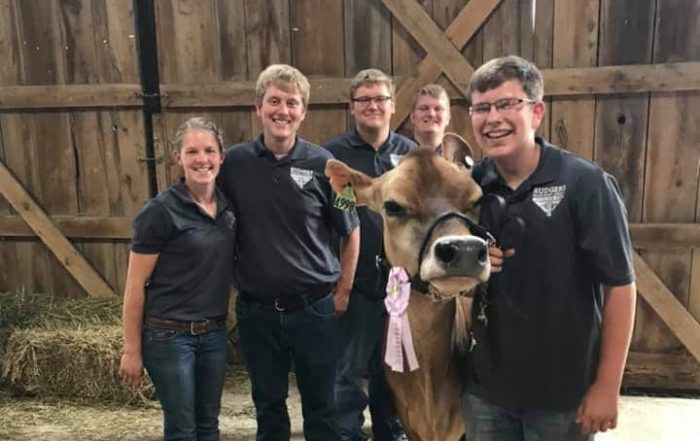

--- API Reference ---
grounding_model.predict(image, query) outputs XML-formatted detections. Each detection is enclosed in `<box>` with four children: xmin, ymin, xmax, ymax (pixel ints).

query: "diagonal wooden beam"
<box><xmin>380</xmin><ymin>0</ymin><xmax>474</xmax><ymax>91</ymax></box>
<box><xmin>388</xmin><ymin>0</ymin><xmax>503</xmax><ymax>130</ymax></box>
<box><xmin>0</xmin><ymin>159</ymin><xmax>115</xmax><ymax>297</ymax></box>
<box><xmin>633</xmin><ymin>251</ymin><xmax>700</xmax><ymax>363</ymax></box>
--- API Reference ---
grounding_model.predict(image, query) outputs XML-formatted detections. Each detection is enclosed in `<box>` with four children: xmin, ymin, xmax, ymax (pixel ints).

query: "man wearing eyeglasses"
<box><xmin>462</xmin><ymin>55</ymin><xmax>637</xmax><ymax>441</ymax></box>
<box><xmin>323</xmin><ymin>68</ymin><xmax>415</xmax><ymax>441</ymax></box>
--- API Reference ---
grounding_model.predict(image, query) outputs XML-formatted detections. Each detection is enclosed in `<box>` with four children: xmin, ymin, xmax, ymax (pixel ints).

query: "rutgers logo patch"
<box><xmin>290</xmin><ymin>167</ymin><xmax>314</xmax><ymax>188</ymax></box>
<box><xmin>532</xmin><ymin>185</ymin><xmax>566</xmax><ymax>217</ymax></box>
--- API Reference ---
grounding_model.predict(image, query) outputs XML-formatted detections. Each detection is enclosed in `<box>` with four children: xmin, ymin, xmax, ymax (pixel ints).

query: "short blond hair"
<box><xmin>411</xmin><ymin>84</ymin><xmax>450</xmax><ymax>110</ymax></box>
<box><xmin>255</xmin><ymin>64</ymin><xmax>311</xmax><ymax>107</ymax></box>
<box><xmin>350</xmin><ymin>68</ymin><xmax>395</xmax><ymax>99</ymax></box>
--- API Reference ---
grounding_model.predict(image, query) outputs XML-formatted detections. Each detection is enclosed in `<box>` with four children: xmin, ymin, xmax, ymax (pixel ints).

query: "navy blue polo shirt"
<box><xmin>131</xmin><ymin>181</ymin><xmax>236</xmax><ymax>321</ymax></box>
<box><xmin>323</xmin><ymin>128</ymin><xmax>416</xmax><ymax>297</ymax></box>
<box><xmin>218</xmin><ymin>135</ymin><xmax>359</xmax><ymax>299</ymax></box>
<box><xmin>468</xmin><ymin>138</ymin><xmax>635</xmax><ymax>411</ymax></box>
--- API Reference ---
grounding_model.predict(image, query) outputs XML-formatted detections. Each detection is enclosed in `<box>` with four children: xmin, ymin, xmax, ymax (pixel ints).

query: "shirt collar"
<box><xmin>171</xmin><ymin>180</ymin><xmax>231</xmax><ymax>216</ymax></box>
<box><xmin>349</xmin><ymin>126</ymin><xmax>396</xmax><ymax>153</ymax></box>
<box><xmin>253</xmin><ymin>134</ymin><xmax>308</xmax><ymax>162</ymax></box>
<box><xmin>480</xmin><ymin>137</ymin><xmax>560</xmax><ymax>190</ymax></box>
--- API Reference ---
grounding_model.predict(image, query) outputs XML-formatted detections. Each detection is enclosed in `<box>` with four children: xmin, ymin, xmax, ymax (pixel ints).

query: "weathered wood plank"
<box><xmin>245</xmin><ymin>0</ymin><xmax>291</xmax><ymax>77</ymax></box>
<box><xmin>291</xmin><ymin>0</ymin><xmax>346</xmax><ymax>144</ymax></box>
<box><xmin>392</xmin><ymin>0</ymin><xmax>430</xmax><ymax>78</ymax></box>
<box><xmin>543</xmin><ymin>62</ymin><xmax>700</xmax><ymax>96</ymax></box>
<box><xmin>0</xmin><ymin>84</ymin><xmax>142</xmax><ymax>109</ymax></box>
<box><xmin>381</xmin><ymin>0</ymin><xmax>473</xmax><ymax>91</ymax></box>
<box><xmin>634</xmin><ymin>252</ymin><xmax>700</xmax><ymax>364</ymax></box>
<box><xmin>62</xmin><ymin>0</ymin><xmax>122</xmax><ymax>294</ymax></box>
<box><xmin>0</xmin><ymin>0</ymin><xmax>20</xmax><ymax>291</ymax></box>
<box><xmin>624</xmin><ymin>351</ymin><xmax>700</xmax><ymax>390</ymax></box>
<box><xmin>0</xmin><ymin>158</ymin><xmax>114</xmax><ymax>297</ymax></box>
<box><xmin>390</xmin><ymin>0</ymin><xmax>502</xmax><ymax>130</ymax></box>
<box><xmin>344</xmin><ymin>0</ymin><xmax>392</xmax><ymax>74</ymax></box>
<box><xmin>17</xmin><ymin>0</ymin><xmax>84</xmax><ymax>297</ymax></box>
<box><xmin>639</xmin><ymin>0</ymin><xmax>700</xmax><ymax>353</ymax></box>
<box><xmin>550</xmin><ymin>0</ymin><xmax>598</xmax><ymax>160</ymax></box>
<box><xmin>0</xmin><ymin>215</ymin><xmax>131</xmax><ymax>239</ymax></box>
<box><xmin>594</xmin><ymin>0</ymin><xmax>654</xmax><ymax>222</ymax></box>
<box><xmin>629</xmin><ymin>224</ymin><xmax>700</xmax><ymax>250</ymax></box>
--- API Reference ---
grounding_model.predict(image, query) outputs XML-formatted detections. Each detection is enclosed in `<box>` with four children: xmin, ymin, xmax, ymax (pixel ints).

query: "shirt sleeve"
<box><xmin>131</xmin><ymin>199</ymin><xmax>177</xmax><ymax>254</ymax></box>
<box><xmin>575</xmin><ymin>170</ymin><xmax>635</xmax><ymax>286</ymax></box>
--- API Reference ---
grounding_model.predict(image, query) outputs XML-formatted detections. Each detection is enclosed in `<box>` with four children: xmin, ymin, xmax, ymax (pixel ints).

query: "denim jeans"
<box><xmin>463</xmin><ymin>393</ymin><xmax>593</xmax><ymax>441</ymax></box>
<box><xmin>237</xmin><ymin>292</ymin><xmax>342</xmax><ymax>441</ymax></box>
<box><xmin>335</xmin><ymin>291</ymin><xmax>398</xmax><ymax>441</ymax></box>
<box><xmin>142</xmin><ymin>327</ymin><xmax>228</xmax><ymax>441</ymax></box>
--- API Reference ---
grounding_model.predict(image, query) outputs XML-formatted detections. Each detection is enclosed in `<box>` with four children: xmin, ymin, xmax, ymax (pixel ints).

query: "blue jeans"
<box><xmin>142</xmin><ymin>327</ymin><xmax>228</xmax><ymax>441</ymax></box>
<box><xmin>237</xmin><ymin>292</ymin><xmax>342</xmax><ymax>441</ymax></box>
<box><xmin>463</xmin><ymin>393</ymin><xmax>593</xmax><ymax>441</ymax></box>
<box><xmin>335</xmin><ymin>291</ymin><xmax>398</xmax><ymax>441</ymax></box>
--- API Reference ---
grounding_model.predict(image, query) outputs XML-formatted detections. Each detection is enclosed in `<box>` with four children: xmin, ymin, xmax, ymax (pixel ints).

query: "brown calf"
<box><xmin>326</xmin><ymin>137</ymin><xmax>490</xmax><ymax>441</ymax></box>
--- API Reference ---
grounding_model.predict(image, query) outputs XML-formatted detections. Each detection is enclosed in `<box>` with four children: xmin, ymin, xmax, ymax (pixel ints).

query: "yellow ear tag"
<box><xmin>333</xmin><ymin>184</ymin><xmax>356</xmax><ymax>211</ymax></box>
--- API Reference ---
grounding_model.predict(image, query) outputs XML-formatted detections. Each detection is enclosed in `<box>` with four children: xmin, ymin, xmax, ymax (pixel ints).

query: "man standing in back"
<box><xmin>324</xmin><ymin>68</ymin><xmax>415</xmax><ymax>441</ymax></box>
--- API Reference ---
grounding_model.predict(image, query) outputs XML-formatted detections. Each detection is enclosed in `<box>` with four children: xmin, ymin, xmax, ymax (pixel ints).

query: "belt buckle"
<box><xmin>190</xmin><ymin>320</ymin><xmax>208</xmax><ymax>335</ymax></box>
<box><xmin>274</xmin><ymin>298</ymin><xmax>286</xmax><ymax>312</ymax></box>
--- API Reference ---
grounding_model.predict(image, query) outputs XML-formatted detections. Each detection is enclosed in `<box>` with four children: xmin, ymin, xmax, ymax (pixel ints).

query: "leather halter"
<box><xmin>376</xmin><ymin>211</ymin><xmax>496</xmax><ymax>295</ymax></box>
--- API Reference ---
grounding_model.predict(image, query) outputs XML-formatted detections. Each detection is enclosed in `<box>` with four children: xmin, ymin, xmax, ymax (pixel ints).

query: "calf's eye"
<box><xmin>384</xmin><ymin>200</ymin><xmax>407</xmax><ymax>217</ymax></box>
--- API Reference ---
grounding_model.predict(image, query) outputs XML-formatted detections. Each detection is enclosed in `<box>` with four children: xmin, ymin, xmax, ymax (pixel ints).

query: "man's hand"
<box><xmin>488</xmin><ymin>246</ymin><xmax>515</xmax><ymax>273</ymax></box>
<box><xmin>576</xmin><ymin>381</ymin><xmax>619</xmax><ymax>434</ymax></box>
<box><xmin>333</xmin><ymin>286</ymin><xmax>351</xmax><ymax>316</ymax></box>
<box><xmin>119</xmin><ymin>351</ymin><xmax>144</xmax><ymax>387</ymax></box>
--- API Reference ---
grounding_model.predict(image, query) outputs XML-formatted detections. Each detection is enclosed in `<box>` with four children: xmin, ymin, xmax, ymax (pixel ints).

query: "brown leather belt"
<box><xmin>145</xmin><ymin>316</ymin><xmax>226</xmax><ymax>335</ymax></box>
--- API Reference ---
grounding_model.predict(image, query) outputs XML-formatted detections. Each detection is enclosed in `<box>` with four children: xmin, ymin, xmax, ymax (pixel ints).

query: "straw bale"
<box><xmin>2</xmin><ymin>325</ymin><xmax>154</xmax><ymax>406</ymax></box>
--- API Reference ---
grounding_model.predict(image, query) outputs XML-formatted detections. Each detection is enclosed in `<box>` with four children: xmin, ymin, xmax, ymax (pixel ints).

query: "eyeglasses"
<box><xmin>352</xmin><ymin>95</ymin><xmax>392</xmax><ymax>106</ymax></box>
<box><xmin>468</xmin><ymin>97</ymin><xmax>536</xmax><ymax>116</ymax></box>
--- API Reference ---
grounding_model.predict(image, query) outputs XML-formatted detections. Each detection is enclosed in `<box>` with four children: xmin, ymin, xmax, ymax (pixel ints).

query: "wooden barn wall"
<box><xmin>1</xmin><ymin>0</ymin><xmax>699</xmax><ymax>388</ymax></box>
<box><xmin>0</xmin><ymin>0</ymin><xmax>149</xmax><ymax>297</ymax></box>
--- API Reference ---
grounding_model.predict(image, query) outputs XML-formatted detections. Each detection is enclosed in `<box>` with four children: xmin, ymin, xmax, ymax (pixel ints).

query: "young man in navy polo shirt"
<box><xmin>218</xmin><ymin>64</ymin><xmax>360</xmax><ymax>441</ymax></box>
<box><xmin>462</xmin><ymin>55</ymin><xmax>637</xmax><ymax>441</ymax></box>
<box><xmin>324</xmin><ymin>68</ymin><xmax>415</xmax><ymax>441</ymax></box>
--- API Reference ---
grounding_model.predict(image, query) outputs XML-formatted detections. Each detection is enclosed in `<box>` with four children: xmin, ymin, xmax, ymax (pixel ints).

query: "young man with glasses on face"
<box><xmin>323</xmin><ymin>68</ymin><xmax>415</xmax><ymax>441</ymax></box>
<box><xmin>462</xmin><ymin>55</ymin><xmax>637</xmax><ymax>441</ymax></box>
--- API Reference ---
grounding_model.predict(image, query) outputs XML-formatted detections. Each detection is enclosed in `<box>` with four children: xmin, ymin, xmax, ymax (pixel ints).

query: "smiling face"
<box><xmin>256</xmin><ymin>83</ymin><xmax>307</xmax><ymax>149</ymax></box>
<box><xmin>175</xmin><ymin>129</ymin><xmax>223</xmax><ymax>187</ymax></box>
<box><xmin>469</xmin><ymin>80</ymin><xmax>544</xmax><ymax>161</ymax></box>
<box><xmin>350</xmin><ymin>82</ymin><xmax>396</xmax><ymax>133</ymax></box>
<box><xmin>411</xmin><ymin>94</ymin><xmax>451</xmax><ymax>142</ymax></box>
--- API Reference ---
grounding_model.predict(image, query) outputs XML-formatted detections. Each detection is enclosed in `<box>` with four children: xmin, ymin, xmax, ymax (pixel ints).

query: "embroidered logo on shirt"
<box><xmin>389</xmin><ymin>154</ymin><xmax>405</xmax><ymax>168</ymax></box>
<box><xmin>532</xmin><ymin>185</ymin><xmax>566</xmax><ymax>217</ymax></box>
<box><xmin>290</xmin><ymin>167</ymin><xmax>314</xmax><ymax>188</ymax></box>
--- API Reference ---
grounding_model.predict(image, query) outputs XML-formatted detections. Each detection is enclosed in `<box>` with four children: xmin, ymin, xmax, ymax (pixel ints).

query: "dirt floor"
<box><xmin>1</xmin><ymin>369</ymin><xmax>699</xmax><ymax>441</ymax></box>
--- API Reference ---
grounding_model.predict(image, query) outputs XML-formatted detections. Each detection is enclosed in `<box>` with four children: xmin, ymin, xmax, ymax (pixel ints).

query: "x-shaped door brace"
<box><xmin>381</xmin><ymin>0</ymin><xmax>700</xmax><ymax>364</ymax></box>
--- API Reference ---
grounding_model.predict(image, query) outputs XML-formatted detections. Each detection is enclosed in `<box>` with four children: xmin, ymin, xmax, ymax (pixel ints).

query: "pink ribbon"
<box><xmin>384</xmin><ymin>267</ymin><xmax>419</xmax><ymax>372</ymax></box>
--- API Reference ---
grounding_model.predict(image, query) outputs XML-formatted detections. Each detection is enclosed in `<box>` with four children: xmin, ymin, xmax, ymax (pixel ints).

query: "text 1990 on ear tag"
<box><xmin>333</xmin><ymin>185</ymin><xmax>356</xmax><ymax>211</ymax></box>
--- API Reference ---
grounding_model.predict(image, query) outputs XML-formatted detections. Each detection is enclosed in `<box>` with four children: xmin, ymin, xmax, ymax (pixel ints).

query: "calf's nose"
<box><xmin>433</xmin><ymin>236</ymin><xmax>488</xmax><ymax>276</ymax></box>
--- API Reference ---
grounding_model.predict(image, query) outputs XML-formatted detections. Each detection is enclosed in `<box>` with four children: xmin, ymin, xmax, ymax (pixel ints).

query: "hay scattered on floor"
<box><xmin>2</xmin><ymin>325</ymin><xmax>154</xmax><ymax>406</ymax></box>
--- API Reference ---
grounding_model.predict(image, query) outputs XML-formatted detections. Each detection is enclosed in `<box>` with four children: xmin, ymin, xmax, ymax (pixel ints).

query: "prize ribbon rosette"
<box><xmin>383</xmin><ymin>267</ymin><xmax>419</xmax><ymax>372</ymax></box>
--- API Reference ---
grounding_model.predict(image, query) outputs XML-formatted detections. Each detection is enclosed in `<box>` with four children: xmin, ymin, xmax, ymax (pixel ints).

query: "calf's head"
<box><xmin>326</xmin><ymin>138</ymin><xmax>490</xmax><ymax>299</ymax></box>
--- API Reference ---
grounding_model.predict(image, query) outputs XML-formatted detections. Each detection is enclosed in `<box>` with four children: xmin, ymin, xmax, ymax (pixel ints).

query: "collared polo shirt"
<box><xmin>323</xmin><ymin>128</ymin><xmax>416</xmax><ymax>297</ymax></box>
<box><xmin>131</xmin><ymin>181</ymin><xmax>236</xmax><ymax>321</ymax></box>
<box><xmin>468</xmin><ymin>137</ymin><xmax>635</xmax><ymax>411</ymax></box>
<box><xmin>218</xmin><ymin>135</ymin><xmax>359</xmax><ymax>299</ymax></box>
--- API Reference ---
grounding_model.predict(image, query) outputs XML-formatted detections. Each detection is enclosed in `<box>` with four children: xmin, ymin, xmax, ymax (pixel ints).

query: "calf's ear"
<box><xmin>443</xmin><ymin>132</ymin><xmax>475</xmax><ymax>170</ymax></box>
<box><xmin>325</xmin><ymin>159</ymin><xmax>378</xmax><ymax>207</ymax></box>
